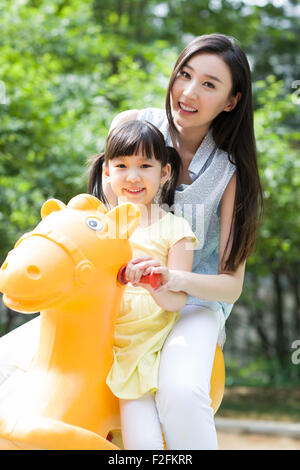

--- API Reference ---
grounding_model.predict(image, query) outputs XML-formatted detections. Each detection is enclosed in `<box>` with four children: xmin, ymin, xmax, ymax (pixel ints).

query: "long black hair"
<box><xmin>166</xmin><ymin>33</ymin><xmax>263</xmax><ymax>271</ymax></box>
<box><xmin>88</xmin><ymin>120</ymin><xmax>181</xmax><ymax>208</ymax></box>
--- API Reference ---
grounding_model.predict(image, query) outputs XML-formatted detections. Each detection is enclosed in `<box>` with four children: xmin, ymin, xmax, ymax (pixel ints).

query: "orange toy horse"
<box><xmin>0</xmin><ymin>194</ymin><xmax>224</xmax><ymax>450</ymax></box>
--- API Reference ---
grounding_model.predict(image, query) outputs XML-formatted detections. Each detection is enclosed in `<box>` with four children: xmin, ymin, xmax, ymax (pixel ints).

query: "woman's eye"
<box><xmin>86</xmin><ymin>217</ymin><xmax>104</xmax><ymax>231</ymax></box>
<box><xmin>203</xmin><ymin>81</ymin><xmax>215</xmax><ymax>89</ymax></box>
<box><xmin>179</xmin><ymin>70</ymin><xmax>190</xmax><ymax>79</ymax></box>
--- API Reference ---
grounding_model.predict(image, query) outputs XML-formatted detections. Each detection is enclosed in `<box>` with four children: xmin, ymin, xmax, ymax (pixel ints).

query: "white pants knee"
<box><xmin>120</xmin><ymin>305</ymin><xmax>225</xmax><ymax>450</ymax></box>
<box><xmin>155</xmin><ymin>305</ymin><xmax>224</xmax><ymax>450</ymax></box>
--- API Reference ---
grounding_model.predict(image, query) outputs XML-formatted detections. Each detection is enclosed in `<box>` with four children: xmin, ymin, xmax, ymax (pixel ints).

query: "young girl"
<box><xmin>88</xmin><ymin>119</ymin><xmax>198</xmax><ymax>450</ymax></box>
<box><xmin>102</xmin><ymin>33</ymin><xmax>263</xmax><ymax>450</ymax></box>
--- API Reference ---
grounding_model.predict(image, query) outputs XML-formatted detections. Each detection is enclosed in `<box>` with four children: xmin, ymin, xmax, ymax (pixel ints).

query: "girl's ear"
<box><xmin>103</xmin><ymin>164</ymin><xmax>111</xmax><ymax>182</ymax></box>
<box><xmin>224</xmin><ymin>92</ymin><xmax>242</xmax><ymax>112</ymax></box>
<box><xmin>160</xmin><ymin>163</ymin><xmax>172</xmax><ymax>185</ymax></box>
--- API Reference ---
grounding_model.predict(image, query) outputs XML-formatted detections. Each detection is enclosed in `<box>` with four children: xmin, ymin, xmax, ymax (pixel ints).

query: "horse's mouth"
<box><xmin>3</xmin><ymin>292</ymin><xmax>64</xmax><ymax>313</ymax></box>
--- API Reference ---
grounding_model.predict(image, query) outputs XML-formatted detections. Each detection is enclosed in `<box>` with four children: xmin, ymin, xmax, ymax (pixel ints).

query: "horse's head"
<box><xmin>0</xmin><ymin>194</ymin><xmax>140</xmax><ymax>313</ymax></box>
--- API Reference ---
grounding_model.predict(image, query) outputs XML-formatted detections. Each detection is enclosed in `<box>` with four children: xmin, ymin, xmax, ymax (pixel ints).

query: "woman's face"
<box><xmin>171</xmin><ymin>53</ymin><xmax>239</xmax><ymax>133</ymax></box>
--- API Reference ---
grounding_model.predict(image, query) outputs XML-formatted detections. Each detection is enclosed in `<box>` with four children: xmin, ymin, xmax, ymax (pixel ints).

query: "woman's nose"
<box><xmin>182</xmin><ymin>81</ymin><xmax>198</xmax><ymax>100</ymax></box>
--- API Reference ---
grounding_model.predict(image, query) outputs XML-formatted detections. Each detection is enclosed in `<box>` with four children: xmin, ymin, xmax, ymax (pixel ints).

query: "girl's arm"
<box><xmin>149</xmin><ymin>237</ymin><xmax>194</xmax><ymax>311</ymax></box>
<box><xmin>153</xmin><ymin>173</ymin><xmax>246</xmax><ymax>304</ymax></box>
<box><xmin>125</xmin><ymin>237</ymin><xmax>194</xmax><ymax>312</ymax></box>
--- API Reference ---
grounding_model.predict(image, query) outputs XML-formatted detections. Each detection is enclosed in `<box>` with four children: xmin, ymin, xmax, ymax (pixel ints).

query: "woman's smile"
<box><xmin>178</xmin><ymin>101</ymin><xmax>198</xmax><ymax>114</ymax></box>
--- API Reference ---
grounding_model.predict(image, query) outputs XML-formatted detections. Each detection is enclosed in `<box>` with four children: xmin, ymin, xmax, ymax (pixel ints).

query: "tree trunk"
<box><xmin>272</xmin><ymin>270</ymin><xmax>286</xmax><ymax>366</ymax></box>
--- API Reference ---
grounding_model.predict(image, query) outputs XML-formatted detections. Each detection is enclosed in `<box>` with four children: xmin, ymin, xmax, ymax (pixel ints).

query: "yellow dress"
<box><xmin>106</xmin><ymin>212</ymin><xmax>198</xmax><ymax>399</ymax></box>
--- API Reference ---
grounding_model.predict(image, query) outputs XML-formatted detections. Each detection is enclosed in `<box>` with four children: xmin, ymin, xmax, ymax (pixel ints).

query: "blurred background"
<box><xmin>0</xmin><ymin>0</ymin><xmax>299</xmax><ymax>449</ymax></box>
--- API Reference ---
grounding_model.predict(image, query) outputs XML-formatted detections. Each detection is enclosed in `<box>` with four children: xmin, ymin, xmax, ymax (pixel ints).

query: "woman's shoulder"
<box><xmin>109</xmin><ymin>108</ymin><xmax>167</xmax><ymax>133</ymax></box>
<box><xmin>109</xmin><ymin>109</ymin><xmax>139</xmax><ymax>131</ymax></box>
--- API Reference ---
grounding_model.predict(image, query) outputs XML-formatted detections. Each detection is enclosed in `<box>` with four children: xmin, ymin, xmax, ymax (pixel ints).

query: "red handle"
<box><xmin>117</xmin><ymin>265</ymin><xmax>162</xmax><ymax>290</ymax></box>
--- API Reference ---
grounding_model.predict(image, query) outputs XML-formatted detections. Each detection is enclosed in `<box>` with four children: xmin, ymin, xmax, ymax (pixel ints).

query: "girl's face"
<box><xmin>171</xmin><ymin>53</ymin><xmax>240</xmax><ymax>133</ymax></box>
<box><xmin>104</xmin><ymin>153</ymin><xmax>171</xmax><ymax>208</ymax></box>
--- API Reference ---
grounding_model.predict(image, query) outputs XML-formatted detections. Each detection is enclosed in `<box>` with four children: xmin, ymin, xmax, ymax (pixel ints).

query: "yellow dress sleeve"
<box><xmin>163</xmin><ymin>213</ymin><xmax>198</xmax><ymax>249</ymax></box>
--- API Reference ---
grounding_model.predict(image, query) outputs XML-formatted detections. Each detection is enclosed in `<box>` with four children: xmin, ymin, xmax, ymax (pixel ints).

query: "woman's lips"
<box><xmin>178</xmin><ymin>102</ymin><xmax>198</xmax><ymax>114</ymax></box>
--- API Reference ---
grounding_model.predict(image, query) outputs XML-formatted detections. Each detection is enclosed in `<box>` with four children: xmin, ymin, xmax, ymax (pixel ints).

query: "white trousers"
<box><xmin>120</xmin><ymin>305</ymin><xmax>225</xmax><ymax>450</ymax></box>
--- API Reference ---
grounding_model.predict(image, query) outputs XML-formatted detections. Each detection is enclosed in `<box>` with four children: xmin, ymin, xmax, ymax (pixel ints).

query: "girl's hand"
<box><xmin>125</xmin><ymin>257</ymin><xmax>162</xmax><ymax>287</ymax></box>
<box><xmin>151</xmin><ymin>267</ymin><xmax>184</xmax><ymax>293</ymax></box>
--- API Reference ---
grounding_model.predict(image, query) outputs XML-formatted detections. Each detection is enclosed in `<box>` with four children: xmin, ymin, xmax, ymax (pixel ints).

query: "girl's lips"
<box><xmin>124</xmin><ymin>188</ymin><xmax>145</xmax><ymax>195</ymax></box>
<box><xmin>178</xmin><ymin>102</ymin><xmax>198</xmax><ymax>114</ymax></box>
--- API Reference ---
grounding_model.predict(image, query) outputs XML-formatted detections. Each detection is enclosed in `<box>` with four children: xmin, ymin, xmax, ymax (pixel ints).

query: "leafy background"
<box><xmin>0</xmin><ymin>0</ymin><xmax>299</xmax><ymax>420</ymax></box>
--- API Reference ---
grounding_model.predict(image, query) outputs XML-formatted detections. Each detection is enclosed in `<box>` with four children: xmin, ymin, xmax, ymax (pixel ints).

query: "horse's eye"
<box><xmin>86</xmin><ymin>217</ymin><xmax>104</xmax><ymax>231</ymax></box>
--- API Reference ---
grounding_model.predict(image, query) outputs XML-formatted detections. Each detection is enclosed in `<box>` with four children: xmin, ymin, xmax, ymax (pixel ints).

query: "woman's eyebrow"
<box><xmin>183</xmin><ymin>64</ymin><xmax>223</xmax><ymax>84</ymax></box>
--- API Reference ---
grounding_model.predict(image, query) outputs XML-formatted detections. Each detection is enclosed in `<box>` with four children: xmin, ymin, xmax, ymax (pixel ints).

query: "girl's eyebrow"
<box><xmin>114</xmin><ymin>155</ymin><xmax>151</xmax><ymax>161</ymax></box>
<box><xmin>183</xmin><ymin>63</ymin><xmax>223</xmax><ymax>84</ymax></box>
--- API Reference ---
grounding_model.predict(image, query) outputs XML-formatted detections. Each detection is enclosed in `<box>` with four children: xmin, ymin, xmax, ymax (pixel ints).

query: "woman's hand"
<box><xmin>150</xmin><ymin>267</ymin><xmax>184</xmax><ymax>293</ymax></box>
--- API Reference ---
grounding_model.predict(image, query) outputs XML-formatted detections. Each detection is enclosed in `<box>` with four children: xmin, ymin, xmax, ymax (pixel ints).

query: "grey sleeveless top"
<box><xmin>137</xmin><ymin>108</ymin><xmax>236</xmax><ymax>320</ymax></box>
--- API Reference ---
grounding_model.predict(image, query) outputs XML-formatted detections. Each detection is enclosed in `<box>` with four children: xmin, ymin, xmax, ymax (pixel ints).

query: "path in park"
<box><xmin>216</xmin><ymin>418</ymin><xmax>300</xmax><ymax>450</ymax></box>
<box><xmin>218</xmin><ymin>432</ymin><xmax>300</xmax><ymax>450</ymax></box>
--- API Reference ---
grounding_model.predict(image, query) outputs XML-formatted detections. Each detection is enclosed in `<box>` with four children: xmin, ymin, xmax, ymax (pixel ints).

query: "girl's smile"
<box><xmin>104</xmin><ymin>153</ymin><xmax>171</xmax><ymax>209</ymax></box>
<box><xmin>124</xmin><ymin>187</ymin><xmax>146</xmax><ymax>195</ymax></box>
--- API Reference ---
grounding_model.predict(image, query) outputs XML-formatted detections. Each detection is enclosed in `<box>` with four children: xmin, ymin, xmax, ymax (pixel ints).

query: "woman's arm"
<box><xmin>153</xmin><ymin>173</ymin><xmax>246</xmax><ymax>304</ymax></box>
<box><xmin>125</xmin><ymin>237</ymin><xmax>194</xmax><ymax>312</ymax></box>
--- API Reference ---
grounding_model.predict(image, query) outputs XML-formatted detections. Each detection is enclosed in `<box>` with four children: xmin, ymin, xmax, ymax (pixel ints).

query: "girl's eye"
<box><xmin>86</xmin><ymin>217</ymin><xmax>104</xmax><ymax>232</ymax></box>
<box><xmin>203</xmin><ymin>81</ymin><xmax>215</xmax><ymax>89</ymax></box>
<box><xmin>141</xmin><ymin>164</ymin><xmax>152</xmax><ymax>168</ymax></box>
<box><xmin>115</xmin><ymin>164</ymin><xmax>126</xmax><ymax>168</ymax></box>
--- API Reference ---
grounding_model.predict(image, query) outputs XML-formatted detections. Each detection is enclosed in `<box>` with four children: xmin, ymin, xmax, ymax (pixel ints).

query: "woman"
<box><xmin>102</xmin><ymin>33</ymin><xmax>263</xmax><ymax>449</ymax></box>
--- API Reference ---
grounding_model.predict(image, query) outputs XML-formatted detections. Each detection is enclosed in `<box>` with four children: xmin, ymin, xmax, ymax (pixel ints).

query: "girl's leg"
<box><xmin>120</xmin><ymin>392</ymin><xmax>165</xmax><ymax>450</ymax></box>
<box><xmin>155</xmin><ymin>305</ymin><xmax>224</xmax><ymax>450</ymax></box>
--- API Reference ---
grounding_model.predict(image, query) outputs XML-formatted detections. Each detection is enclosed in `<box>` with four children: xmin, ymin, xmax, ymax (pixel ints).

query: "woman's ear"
<box><xmin>224</xmin><ymin>92</ymin><xmax>242</xmax><ymax>112</ymax></box>
<box><xmin>160</xmin><ymin>163</ymin><xmax>172</xmax><ymax>185</ymax></box>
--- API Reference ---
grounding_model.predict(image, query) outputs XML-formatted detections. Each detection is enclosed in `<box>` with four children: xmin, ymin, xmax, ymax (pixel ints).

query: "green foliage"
<box><xmin>225</xmin><ymin>355</ymin><xmax>300</xmax><ymax>388</ymax></box>
<box><xmin>250</xmin><ymin>76</ymin><xmax>300</xmax><ymax>272</ymax></box>
<box><xmin>0</xmin><ymin>0</ymin><xmax>176</xmax><ymax>260</ymax></box>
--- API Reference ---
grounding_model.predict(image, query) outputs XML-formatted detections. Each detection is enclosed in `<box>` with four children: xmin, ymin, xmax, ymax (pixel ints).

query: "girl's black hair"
<box><xmin>166</xmin><ymin>33</ymin><xmax>263</xmax><ymax>271</ymax></box>
<box><xmin>87</xmin><ymin>120</ymin><xmax>181</xmax><ymax>208</ymax></box>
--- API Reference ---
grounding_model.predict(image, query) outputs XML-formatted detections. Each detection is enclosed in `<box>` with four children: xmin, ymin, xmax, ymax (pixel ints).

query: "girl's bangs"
<box><xmin>107</xmin><ymin>124</ymin><xmax>158</xmax><ymax>160</ymax></box>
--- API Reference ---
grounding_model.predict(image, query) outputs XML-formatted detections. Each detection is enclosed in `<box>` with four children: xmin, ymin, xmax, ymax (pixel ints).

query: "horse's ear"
<box><xmin>67</xmin><ymin>194</ymin><xmax>107</xmax><ymax>214</ymax></box>
<box><xmin>106</xmin><ymin>203</ymin><xmax>140</xmax><ymax>240</ymax></box>
<box><xmin>41</xmin><ymin>199</ymin><xmax>66</xmax><ymax>219</ymax></box>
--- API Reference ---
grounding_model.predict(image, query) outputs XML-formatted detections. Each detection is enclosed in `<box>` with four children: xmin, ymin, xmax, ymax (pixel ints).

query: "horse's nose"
<box><xmin>26</xmin><ymin>265</ymin><xmax>41</xmax><ymax>280</ymax></box>
<box><xmin>1</xmin><ymin>259</ymin><xmax>41</xmax><ymax>279</ymax></box>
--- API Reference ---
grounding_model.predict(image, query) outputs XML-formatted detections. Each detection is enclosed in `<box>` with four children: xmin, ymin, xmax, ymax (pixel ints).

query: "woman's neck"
<box><xmin>173</xmin><ymin>124</ymin><xmax>210</xmax><ymax>157</ymax></box>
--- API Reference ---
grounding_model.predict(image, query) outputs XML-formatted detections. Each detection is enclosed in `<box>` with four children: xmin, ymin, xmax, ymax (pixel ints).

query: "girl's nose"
<box><xmin>126</xmin><ymin>170</ymin><xmax>141</xmax><ymax>182</ymax></box>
